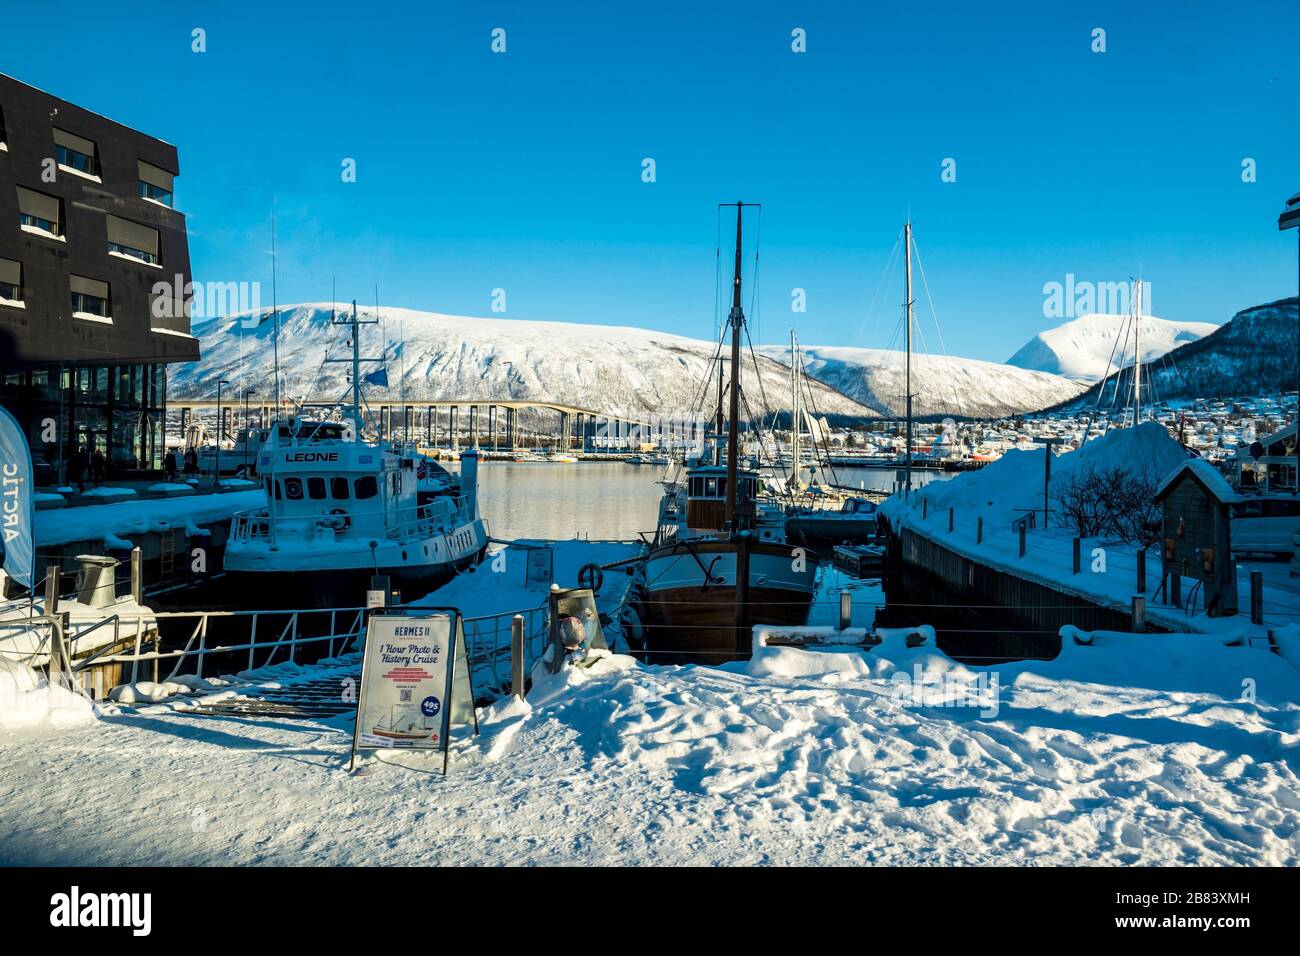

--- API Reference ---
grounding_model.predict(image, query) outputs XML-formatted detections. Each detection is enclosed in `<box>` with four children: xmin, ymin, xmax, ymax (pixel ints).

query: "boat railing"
<box><xmin>230</xmin><ymin>498</ymin><xmax>475</xmax><ymax>545</ymax></box>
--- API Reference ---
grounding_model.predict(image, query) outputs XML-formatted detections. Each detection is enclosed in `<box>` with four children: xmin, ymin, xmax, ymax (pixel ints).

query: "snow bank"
<box><xmin>0</xmin><ymin>659</ymin><xmax>96</xmax><ymax>732</ymax></box>
<box><xmin>887</xmin><ymin>421</ymin><xmax>1189</xmax><ymax>535</ymax></box>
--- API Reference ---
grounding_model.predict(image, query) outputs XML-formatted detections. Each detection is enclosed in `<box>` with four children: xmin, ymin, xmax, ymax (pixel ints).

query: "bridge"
<box><xmin>167</xmin><ymin>396</ymin><xmax>706</xmax><ymax>452</ymax></box>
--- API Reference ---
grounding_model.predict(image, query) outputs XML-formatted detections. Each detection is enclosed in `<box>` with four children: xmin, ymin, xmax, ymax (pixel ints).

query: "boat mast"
<box><xmin>1133</xmin><ymin>278</ymin><xmax>1143</xmax><ymax>424</ymax></box>
<box><xmin>904</xmin><ymin>220</ymin><xmax>914</xmax><ymax>492</ymax></box>
<box><xmin>791</xmin><ymin>329</ymin><xmax>801</xmax><ymax>488</ymax></box>
<box><xmin>723</xmin><ymin>202</ymin><xmax>748</xmax><ymax>529</ymax></box>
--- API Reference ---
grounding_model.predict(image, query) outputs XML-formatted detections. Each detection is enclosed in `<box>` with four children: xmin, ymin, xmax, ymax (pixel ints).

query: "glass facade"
<box><xmin>0</xmin><ymin>363</ymin><xmax>167</xmax><ymax>482</ymax></box>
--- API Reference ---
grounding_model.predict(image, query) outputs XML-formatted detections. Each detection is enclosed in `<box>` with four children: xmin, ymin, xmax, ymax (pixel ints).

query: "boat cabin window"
<box><xmin>331</xmin><ymin>477</ymin><xmax>350</xmax><ymax>499</ymax></box>
<box><xmin>307</xmin><ymin>477</ymin><xmax>327</xmax><ymax>500</ymax></box>
<box><xmin>283</xmin><ymin>477</ymin><xmax>304</xmax><ymax>501</ymax></box>
<box><xmin>355</xmin><ymin>475</ymin><xmax>378</xmax><ymax>500</ymax></box>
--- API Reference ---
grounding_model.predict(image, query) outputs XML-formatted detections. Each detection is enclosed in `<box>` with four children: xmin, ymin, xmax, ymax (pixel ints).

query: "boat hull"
<box><xmin>640</xmin><ymin>539</ymin><xmax>818</xmax><ymax>664</ymax></box>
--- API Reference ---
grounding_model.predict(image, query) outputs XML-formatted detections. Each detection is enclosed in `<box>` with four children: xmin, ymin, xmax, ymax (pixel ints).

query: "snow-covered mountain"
<box><xmin>758</xmin><ymin>345</ymin><xmax>1088</xmax><ymax>419</ymax></box>
<box><xmin>1055</xmin><ymin>297</ymin><xmax>1300</xmax><ymax>408</ymax></box>
<box><xmin>172</xmin><ymin>304</ymin><xmax>879</xmax><ymax>421</ymax></box>
<box><xmin>1006</xmin><ymin>313</ymin><xmax>1219</xmax><ymax>383</ymax></box>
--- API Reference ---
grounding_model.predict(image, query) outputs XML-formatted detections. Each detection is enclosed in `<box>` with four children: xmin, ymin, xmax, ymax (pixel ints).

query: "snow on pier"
<box><xmin>880</xmin><ymin>422</ymin><xmax>1300</xmax><ymax>644</ymax></box>
<box><xmin>1</xmin><ymin>622</ymin><xmax>1297</xmax><ymax>865</ymax></box>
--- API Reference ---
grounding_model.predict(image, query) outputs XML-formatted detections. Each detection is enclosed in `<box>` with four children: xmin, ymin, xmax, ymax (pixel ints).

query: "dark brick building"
<box><xmin>0</xmin><ymin>72</ymin><xmax>198</xmax><ymax>481</ymax></box>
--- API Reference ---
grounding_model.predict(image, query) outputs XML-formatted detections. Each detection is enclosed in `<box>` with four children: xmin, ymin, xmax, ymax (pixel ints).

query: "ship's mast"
<box><xmin>1133</xmin><ymin>278</ymin><xmax>1143</xmax><ymax>424</ymax></box>
<box><xmin>904</xmin><ymin>221</ymin><xmax>914</xmax><ymax>492</ymax></box>
<box><xmin>791</xmin><ymin>329</ymin><xmax>801</xmax><ymax>488</ymax></box>
<box><xmin>325</xmin><ymin>299</ymin><xmax>381</xmax><ymax>437</ymax></box>
<box><xmin>723</xmin><ymin>202</ymin><xmax>750</xmax><ymax>529</ymax></box>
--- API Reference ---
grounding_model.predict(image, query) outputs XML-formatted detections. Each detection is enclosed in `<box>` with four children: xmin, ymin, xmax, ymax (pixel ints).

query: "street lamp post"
<box><xmin>1279</xmin><ymin>191</ymin><xmax>1300</xmax><ymax>493</ymax></box>
<box><xmin>214</xmin><ymin>379</ymin><xmax>230</xmax><ymax>486</ymax></box>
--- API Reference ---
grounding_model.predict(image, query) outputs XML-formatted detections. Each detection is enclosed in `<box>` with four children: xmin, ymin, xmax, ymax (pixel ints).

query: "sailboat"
<box><xmin>638</xmin><ymin>204</ymin><xmax>819</xmax><ymax>664</ymax></box>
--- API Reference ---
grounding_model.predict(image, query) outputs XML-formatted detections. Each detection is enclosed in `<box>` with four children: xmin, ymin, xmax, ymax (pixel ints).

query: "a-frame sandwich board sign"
<box><xmin>349</xmin><ymin>606</ymin><xmax>478</xmax><ymax>774</ymax></box>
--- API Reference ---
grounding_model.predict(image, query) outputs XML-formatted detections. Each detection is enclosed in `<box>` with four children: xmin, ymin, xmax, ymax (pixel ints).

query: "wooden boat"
<box><xmin>639</xmin><ymin>202</ymin><xmax>817</xmax><ymax>664</ymax></box>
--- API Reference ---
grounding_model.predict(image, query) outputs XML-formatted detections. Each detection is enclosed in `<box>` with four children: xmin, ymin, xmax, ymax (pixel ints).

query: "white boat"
<box><xmin>223</xmin><ymin>303</ymin><xmax>488</xmax><ymax>606</ymax></box>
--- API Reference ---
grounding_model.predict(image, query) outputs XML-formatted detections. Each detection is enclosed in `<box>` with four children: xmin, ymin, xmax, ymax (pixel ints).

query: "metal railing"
<box><xmin>230</xmin><ymin>498</ymin><xmax>474</xmax><ymax>546</ymax></box>
<box><xmin>38</xmin><ymin>600</ymin><xmax>551</xmax><ymax>698</ymax></box>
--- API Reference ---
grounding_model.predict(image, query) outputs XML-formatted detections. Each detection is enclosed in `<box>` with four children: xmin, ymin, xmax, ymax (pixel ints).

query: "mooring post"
<box><xmin>1170</xmin><ymin>572</ymin><xmax>1181</xmax><ymax>608</ymax></box>
<box><xmin>1018</xmin><ymin>522</ymin><xmax>1026</xmax><ymax>557</ymax></box>
<box><xmin>1250</xmin><ymin>571</ymin><xmax>1263</xmax><ymax>625</ymax></box>
<box><xmin>922</xmin><ymin>498</ymin><xmax>927</xmax><ymax>519</ymax></box>
<box><xmin>130</xmin><ymin>546</ymin><xmax>143</xmax><ymax>604</ymax></box>
<box><xmin>948</xmin><ymin>507</ymin><xmax>954</xmax><ymax>532</ymax></box>
<box><xmin>44</xmin><ymin>563</ymin><xmax>61</xmax><ymax>619</ymax></box>
<box><xmin>511</xmin><ymin>614</ymin><xmax>526</xmax><ymax>699</ymax></box>
<box><xmin>1136</xmin><ymin>549</ymin><xmax>1146</xmax><ymax>594</ymax></box>
<box><xmin>1072</xmin><ymin>537</ymin><xmax>1081</xmax><ymax>574</ymax></box>
<box><xmin>976</xmin><ymin>516</ymin><xmax>983</xmax><ymax>544</ymax></box>
<box><xmin>839</xmin><ymin>591</ymin><xmax>852</xmax><ymax>631</ymax></box>
<box><xmin>1131</xmin><ymin>595</ymin><xmax>1146</xmax><ymax>632</ymax></box>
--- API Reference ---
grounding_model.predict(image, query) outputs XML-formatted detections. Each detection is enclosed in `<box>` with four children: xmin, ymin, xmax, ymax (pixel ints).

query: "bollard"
<box><xmin>948</xmin><ymin>507</ymin><xmax>954</xmax><ymax>532</ymax></box>
<box><xmin>976</xmin><ymin>516</ymin><xmax>983</xmax><ymax>544</ymax></box>
<box><xmin>1136</xmin><ymin>550</ymin><xmax>1146</xmax><ymax>594</ymax></box>
<box><xmin>1131</xmin><ymin>595</ymin><xmax>1146</xmax><ymax>632</ymax></box>
<box><xmin>1072</xmin><ymin>537</ymin><xmax>1081</xmax><ymax>574</ymax></box>
<box><xmin>922</xmin><ymin>498</ymin><xmax>928</xmax><ymax>519</ymax></box>
<box><xmin>131</xmin><ymin>547</ymin><xmax>143</xmax><ymax>604</ymax></box>
<box><xmin>839</xmin><ymin>591</ymin><xmax>852</xmax><ymax>631</ymax></box>
<box><xmin>1018</xmin><ymin>523</ymin><xmax>1026</xmax><ymax>557</ymax></box>
<box><xmin>1170</xmin><ymin>572</ymin><xmax>1181</xmax><ymax>609</ymax></box>
<box><xmin>1250</xmin><ymin>571</ymin><xmax>1263</xmax><ymax>625</ymax></box>
<box><xmin>511</xmin><ymin>614</ymin><xmax>526</xmax><ymax>699</ymax></box>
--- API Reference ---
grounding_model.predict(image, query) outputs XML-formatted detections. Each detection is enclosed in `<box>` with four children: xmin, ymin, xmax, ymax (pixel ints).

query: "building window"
<box><xmin>0</xmin><ymin>106</ymin><xmax>7</xmax><ymax>148</ymax></box>
<box><xmin>70</xmin><ymin>275</ymin><xmax>111</xmax><ymax>321</ymax></box>
<box><xmin>137</xmin><ymin>160</ymin><xmax>174</xmax><ymax>207</ymax></box>
<box><xmin>106</xmin><ymin>215</ymin><xmax>160</xmax><ymax>266</ymax></box>
<box><xmin>16</xmin><ymin>186</ymin><xmax>63</xmax><ymax>239</ymax></box>
<box><xmin>0</xmin><ymin>258</ymin><xmax>22</xmax><ymax>306</ymax></box>
<box><xmin>53</xmin><ymin>128</ymin><xmax>100</xmax><ymax>178</ymax></box>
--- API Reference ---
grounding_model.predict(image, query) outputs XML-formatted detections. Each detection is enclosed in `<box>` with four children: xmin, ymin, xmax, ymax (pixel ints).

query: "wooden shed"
<box><xmin>1153</xmin><ymin>459</ymin><xmax>1238</xmax><ymax>616</ymax></box>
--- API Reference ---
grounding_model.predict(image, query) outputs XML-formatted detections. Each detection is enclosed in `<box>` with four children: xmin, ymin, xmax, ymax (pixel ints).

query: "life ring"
<box><xmin>327</xmin><ymin>508</ymin><xmax>351</xmax><ymax>532</ymax></box>
<box><xmin>578</xmin><ymin>562</ymin><xmax>604</xmax><ymax>594</ymax></box>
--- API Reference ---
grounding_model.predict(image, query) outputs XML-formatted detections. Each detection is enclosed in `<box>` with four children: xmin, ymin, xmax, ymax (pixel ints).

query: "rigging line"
<box><xmin>1094</xmin><ymin>308</ymin><xmax>1127</xmax><ymax>412</ymax></box>
<box><xmin>911</xmin><ymin>234</ymin><xmax>965</xmax><ymax>420</ymax></box>
<box><xmin>796</xmin><ymin>351</ymin><xmax>844</xmax><ymax>489</ymax></box>
<box><xmin>742</xmin><ymin>324</ymin><xmax>789</xmax><ymax>487</ymax></box>
<box><xmin>856</xmin><ymin>229</ymin><xmax>903</xmax><ymax>345</ymax></box>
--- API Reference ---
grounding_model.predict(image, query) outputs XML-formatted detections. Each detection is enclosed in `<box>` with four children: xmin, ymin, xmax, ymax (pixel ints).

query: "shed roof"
<box><xmin>1154</xmin><ymin>458</ymin><xmax>1238</xmax><ymax>505</ymax></box>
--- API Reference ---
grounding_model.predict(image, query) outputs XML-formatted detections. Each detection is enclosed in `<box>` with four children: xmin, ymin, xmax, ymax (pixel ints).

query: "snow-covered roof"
<box><xmin>1154</xmin><ymin>457</ymin><xmax>1238</xmax><ymax>504</ymax></box>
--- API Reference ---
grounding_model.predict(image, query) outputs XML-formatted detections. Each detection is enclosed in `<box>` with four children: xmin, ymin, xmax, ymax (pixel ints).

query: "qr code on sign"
<box><xmin>400</xmin><ymin>688</ymin><xmax>413</xmax><ymax>703</ymax></box>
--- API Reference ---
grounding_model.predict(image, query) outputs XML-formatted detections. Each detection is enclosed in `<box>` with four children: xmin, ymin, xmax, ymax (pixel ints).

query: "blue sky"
<box><xmin>4</xmin><ymin>0</ymin><xmax>1298</xmax><ymax>362</ymax></box>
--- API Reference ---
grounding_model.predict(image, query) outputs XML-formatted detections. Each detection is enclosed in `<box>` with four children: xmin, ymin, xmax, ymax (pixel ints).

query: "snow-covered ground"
<box><xmin>0</xmin><ymin>627</ymin><xmax>1295</xmax><ymax>866</ymax></box>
